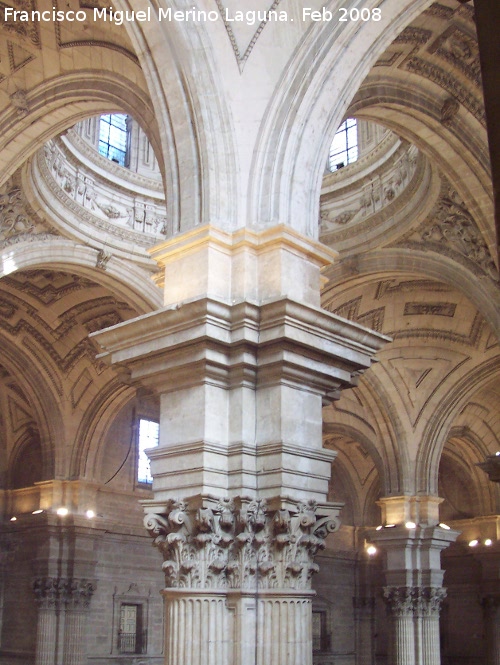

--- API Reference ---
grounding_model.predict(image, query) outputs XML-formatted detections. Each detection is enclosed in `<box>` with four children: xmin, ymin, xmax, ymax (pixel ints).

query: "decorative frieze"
<box><xmin>145</xmin><ymin>497</ymin><xmax>340</xmax><ymax>591</ymax></box>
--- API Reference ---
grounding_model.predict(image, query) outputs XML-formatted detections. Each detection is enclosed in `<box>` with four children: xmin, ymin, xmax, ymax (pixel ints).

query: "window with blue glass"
<box><xmin>137</xmin><ymin>418</ymin><xmax>159</xmax><ymax>484</ymax></box>
<box><xmin>329</xmin><ymin>118</ymin><xmax>358</xmax><ymax>171</ymax></box>
<box><xmin>99</xmin><ymin>114</ymin><xmax>129</xmax><ymax>166</ymax></box>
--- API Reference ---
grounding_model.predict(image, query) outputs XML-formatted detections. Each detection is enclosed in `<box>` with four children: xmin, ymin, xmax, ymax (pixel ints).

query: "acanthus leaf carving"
<box><xmin>383</xmin><ymin>586</ymin><xmax>446</xmax><ymax>617</ymax></box>
<box><xmin>33</xmin><ymin>577</ymin><xmax>95</xmax><ymax>611</ymax></box>
<box><xmin>396</xmin><ymin>185</ymin><xmax>499</xmax><ymax>281</ymax></box>
<box><xmin>144</xmin><ymin>497</ymin><xmax>340</xmax><ymax>591</ymax></box>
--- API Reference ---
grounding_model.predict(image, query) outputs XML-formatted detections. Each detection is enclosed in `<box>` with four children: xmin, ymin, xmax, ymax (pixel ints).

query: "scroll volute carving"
<box><xmin>145</xmin><ymin>497</ymin><xmax>340</xmax><ymax>590</ymax></box>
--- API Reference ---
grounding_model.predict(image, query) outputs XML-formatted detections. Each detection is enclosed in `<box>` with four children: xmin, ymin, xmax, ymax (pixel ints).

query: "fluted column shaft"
<box><xmin>33</xmin><ymin>578</ymin><xmax>60</xmax><ymax>665</ymax></box>
<box><xmin>33</xmin><ymin>577</ymin><xmax>94</xmax><ymax>665</ymax></box>
<box><xmin>394</xmin><ymin>615</ymin><xmax>415</xmax><ymax>665</ymax></box>
<box><xmin>163</xmin><ymin>591</ymin><xmax>230</xmax><ymax>665</ymax></box>
<box><xmin>255</xmin><ymin>592</ymin><xmax>313</xmax><ymax>665</ymax></box>
<box><xmin>419</xmin><ymin>588</ymin><xmax>446</xmax><ymax>665</ymax></box>
<box><xmin>63</xmin><ymin>611</ymin><xmax>86</xmax><ymax>665</ymax></box>
<box><xmin>384</xmin><ymin>588</ymin><xmax>416</xmax><ymax>665</ymax></box>
<box><xmin>35</xmin><ymin>608</ymin><xmax>58</xmax><ymax>665</ymax></box>
<box><xmin>384</xmin><ymin>586</ymin><xmax>446</xmax><ymax>665</ymax></box>
<box><xmin>421</xmin><ymin>614</ymin><xmax>440</xmax><ymax>665</ymax></box>
<box><xmin>62</xmin><ymin>580</ymin><xmax>94</xmax><ymax>665</ymax></box>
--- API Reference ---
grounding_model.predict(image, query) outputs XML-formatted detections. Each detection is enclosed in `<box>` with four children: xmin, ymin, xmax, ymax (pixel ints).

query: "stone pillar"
<box><xmin>373</xmin><ymin>497</ymin><xmax>458</xmax><ymax>665</ymax></box>
<box><xmin>62</xmin><ymin>579</ymin><xmax>95</xmax><ymax>665</ymax></box>
<box><xmin>33</xmin><ymin>578</ymin><xmax>60</xmax><ymax>665</ymax></box>
<box><xmin>93</xmin><ymin>225</ymin><xmax>389</xmax><ymax>665</ymax></box>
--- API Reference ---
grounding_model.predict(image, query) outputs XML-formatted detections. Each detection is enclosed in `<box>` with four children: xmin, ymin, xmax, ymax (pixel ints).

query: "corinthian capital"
<box><xmin>144</xmin><ymin>496</ymin><xmax>340</xmax><ymax>590</ymax></box>
<box><xmin>383</xmin><ymin>586</ymin><xmax>446</xmax><ymax>617</ymax></box>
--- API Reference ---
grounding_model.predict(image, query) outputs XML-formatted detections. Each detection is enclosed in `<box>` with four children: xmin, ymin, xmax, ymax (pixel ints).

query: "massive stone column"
<box><xmin>373</xmin><ymin>496</ymin><xmax>458</xmax><ymax>665</ymax></box>
<box><xmin>92</xmin><ymin>225</ymin><xmax>389</xmax><ymax>665</ymax></box>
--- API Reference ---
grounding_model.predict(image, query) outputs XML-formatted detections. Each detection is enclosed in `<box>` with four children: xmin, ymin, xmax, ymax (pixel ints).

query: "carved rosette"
<box><xmin>144</xmin><ymin>497</ymin><xmax>340</xmax><ymax>591</ymax></box>
<box><xmin>33</xmin><ymin>577</ymin><xmax>95</xmax><ymax>611</ymax></box>
<box><xmin>383</xmin><ymin>586</ymin><xmax>446</xmax><ymax>617</ymax></box>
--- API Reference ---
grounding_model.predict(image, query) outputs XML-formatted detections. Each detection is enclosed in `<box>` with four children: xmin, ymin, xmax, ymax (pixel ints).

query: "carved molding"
<box><xmin>402</xmin><ymin>57</ymin><xmax>484</xmax><ymax>125</ymax></box>
<box><xmin>145</xmin><ymin>497</ymin><xmax>340</xmax><ymax>591</ymax></box>
<box><xmin>395</xmin><ymin>184</ymin><xmax>499</xmax><ymax>282</ymax></box>
<box><xmin>39</xmin><ymin>139</ymin><xmax>167</xmax><ymax>242</ymax></box>
<box><xmin>0</xmin><ymin>182</ymin><xmax>58</xmax><ymax>249</ymax></box>
<box><xmin>214</xmin><ymin>0</ymin><xmax>282</xmax><ymax>71</ymax></box>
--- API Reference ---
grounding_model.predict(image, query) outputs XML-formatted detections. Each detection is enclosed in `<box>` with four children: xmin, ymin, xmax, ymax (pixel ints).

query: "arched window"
<box><xmin>98</xmin><ymin>114</ymin><xmax>129</xmax><ymax>166</ymax></box>
<box><xmin>329</xmin><ymin>118</ymin><xmax>358</xmax><ymax>171</ymax></box>
<box><xmin>137</xmin><ymin>418</ymin><xmax>159</xmax><ymax>484</ymax></box>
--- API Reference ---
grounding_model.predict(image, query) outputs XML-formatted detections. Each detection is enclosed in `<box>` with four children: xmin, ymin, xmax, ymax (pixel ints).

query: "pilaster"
<box><xmin>33</xmin><ymin>578</ymin><xmax>60</xmax><ymax>665</ymax></box>
<box><xmin>62</xmin><ymin>579</ymin><xmax>95</xmax><ymax>665</ymax></box>
<box><xmin>33</xmin><ymin>576</ymin><xmax>95</xmax><ymax>665</ymax></box>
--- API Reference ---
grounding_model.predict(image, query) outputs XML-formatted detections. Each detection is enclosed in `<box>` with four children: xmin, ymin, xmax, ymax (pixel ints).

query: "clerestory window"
<box><xmin>98</xmin><ymin>113</ymin><xmax>129</xmax><ymax>166</ymax></box>
<box><xmin>329</xmin><ymin>118</ymin><xmax>358</xmax><ymax>171</ymax></box>
<box><xmin>137</xmin><ymin>418</ymin><xmax>159</xmax><ymax>484</ymax></box>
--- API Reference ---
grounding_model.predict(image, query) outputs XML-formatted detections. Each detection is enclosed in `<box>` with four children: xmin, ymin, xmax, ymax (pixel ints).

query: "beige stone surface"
<box><xmin>0</xmin><ymin>0</ymin><xmax>499</xmax><ymax>663</ymax></box>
